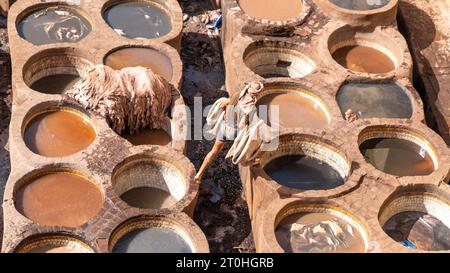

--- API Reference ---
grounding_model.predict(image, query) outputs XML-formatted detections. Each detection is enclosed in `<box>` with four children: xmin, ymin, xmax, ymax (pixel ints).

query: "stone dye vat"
<box><xmin>336</xmin><ymin>83</ymin><xmax>413</xmax><ymax>119</ymax></box>
<box><xmin>243</xmin><ymin>41</ymin><xmax>316</xmax><ymax>79</ymax></box>
<box><xmin>255</xmin><ymin>85</ymin><xmax>330</xmax><ymax>130</ymax></box>
<box><xmin>2</xmin><ymin>0</ymin><xmax>206</xmax><ymax>253</ymax></box>
<box><xmin>222</xmin><ymin>0</ymin><xmax>450</xmax><ymax>253</ymax></box>
<box><xmin>274</xmin><ymin>204</ymin><xmax>367</xmax><ymax>253</ymax></box>
<box><xmin>17</xmin><ymin>5</ymin><xmax>91</xmax><ymax>45</ymax></box>
<box><xmin>238</xmin><ymin>0</ymin><xmax>303</xmax><ymax>21</ymax></box>
<box><xmin>328</xmin><ymin>0</ymin><xmax>390</xmax><ymax>11</ymax></box>
<box><xmin>263</xmin><ymin>155</ymin><xmax>344</xmax><ymax>190</ymax></box>
<box><xmin>14</xmin><ymin>170</ymin><xmax>103</xmax><ymax>227</ymax></box>
<box><xmin>104</xmin><ymin>46</ymin><xmax>173</xmax><ymax>81</ymax></box>
<box><xmin>358</xmin><ymin>127</ymin><xmax>438</xmax><ymax>177</ymax></box>
<box><xmin>379</xmin><ymin>185</ymin><xmax>450</xmax><ymax>251</ymax></box>
<box><xmin>102</xmin><ymin>1</ymin><xmax>171</xmax><ymax>39</ymax></box>
<box><xmin>109</xmin><ymin>216</ymin><xmax>208</xmax><ymax>253</ymax></box>
<box><xmin>30</xmin><ymin>74</ymin><xmax>80</xmax><ymax>94</ymax></box>
<box><xmin>123</xmin><ymin>128</ymin><xmax>172</xmax><ymax>147</ymax></box>
<box><xmin>22</xmin><ymin>48</ymin><xmax>93</xmax><ymax>95</ymax></box>
<box><xmin>112</xmin><ymin>154</ymin><xmax>187</xmax><ymax>210</ymax></box>
<box><xmin>14</xmin><ymin>234</ymin><xmax>95</xmax><ymax>253</ymax></box>
<box><xmin>22</xmin><ymin>108</ymin><xmax>96</xmax><ymax>157</ymax></box>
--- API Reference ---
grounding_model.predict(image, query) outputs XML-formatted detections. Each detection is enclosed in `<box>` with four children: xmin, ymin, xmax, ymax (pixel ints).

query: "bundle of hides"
<box><xmin>65</xmin><ymin>65</ymin><xmax>172</xmax><ymax>135</ymax></box>
<box><xmin>207</xmin><ymin>81</ymin><xmax>274</xmax><ymax>165</ymax></box>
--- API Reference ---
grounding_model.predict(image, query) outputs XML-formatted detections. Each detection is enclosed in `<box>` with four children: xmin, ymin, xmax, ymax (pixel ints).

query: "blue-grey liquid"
<box><xmin>112</xmin><ymin>227</ymin><xmax>193</xmax><ymax>253</ymax></box>
<box><xmin>103</xmin><ymin>2</ymin><xmax>171</xmax><ymax>39</ymax></box>
<box><xmin>329</xmin><ymin>0</ymin><xmax>390</xmax><ymax>10</ymax></box>
<box><xmin>264</xmin><ymin>155</ymin><xmax>344</xmax><ymax>190</ymax></box>
<box><xmin>336</xmin><ymin>83</ymin><xmax>413</xmax><ymax>119</ymax></box>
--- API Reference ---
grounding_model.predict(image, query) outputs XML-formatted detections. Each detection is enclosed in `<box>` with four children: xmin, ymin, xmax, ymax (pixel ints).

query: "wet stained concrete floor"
<box><xmin>0</xmin><ymin>1</ymin><xmax>255</xmax><ymax>252</ymax></box>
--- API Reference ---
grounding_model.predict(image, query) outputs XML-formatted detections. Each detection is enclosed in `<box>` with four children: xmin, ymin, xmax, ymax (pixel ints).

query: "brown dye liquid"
<box><xmin>120</xmin><ymin>187</ymin><xmax>177</xmax><ymax>209</ymax></box>
<box><xmin>15</xmin><ymin>172</ymin><xmax>103</xmax><ymax>227</ymax></box>
<box><xmin>276</xmin><ymin>212</ymin><xmax>366</xmax><ymax>253</ymax></box>
<box><xmin>124</xmin><ymin>129</ymin><xmax>172</xmax><ymax>146</ymax></box>
<box><xmin>17</xmin><ymin>7</ymin><xmax>91</xmax><ymax>45</ymax></box>
<box><xmin>30</xmin><ymin>74</ymin><xmax>80</xmax><ymax>94</ymax></box>
<box><xmin>239</xmin><ymin>0</ymin><xmax>302</xmax><ymax>21</ymax></box>
<box><xmin>27</xmin><ymin>245</ymin><xmax>82</xmax><ymax>253</ymax></box>
<box><xmin>332</xmin><ymin>45</ymin><xmax>395</xmax><ymax>74</ymax></box>
<box><xmin>383</xmin><ymin>211</ymin><xmax>450</xmax><ymax>251</ymax></box>
<box><xmin>257</xmin><ymin>92</ymin><xmax>329</xmax><ymax>130</ymax></box>
<box><xmin>360</xmin><ymin>138</ymin><xmax>435</xmax><ymax>176</ymax></box>
<box><xmin>329</xmin><ymin>0</ymin><xmax>390</xmax><ymax>10</ymax></box>
<box><xmin>264</xmin><ymin>155</ymin><xmax>344</xmax><ymax>190</ymax></box>
<box><xmin>104</xmin><ymin>47</ymin><xmax>173</xmax><ymax>81</ymax></box>
<box><xmin>23</xmin><ymin>110</ymin><xmax>96</xmax><ymax>157</ymax></box>
<box><xmin>336</xmin><ymin>83</ymin><xmax>413</xmax><ymax>119</ymax></box>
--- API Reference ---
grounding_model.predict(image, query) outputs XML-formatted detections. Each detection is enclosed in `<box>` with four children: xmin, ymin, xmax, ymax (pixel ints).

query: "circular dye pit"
<box><xmin>328</xmin><ymin>0</ymin><xmax>390</xmax><ymax>10</ymax></box>
<box><xmin>260</xmin><ymin>135</ymin><xmax>350</xmax><ymax>190</ymax></box>
<box><xmin>23</xmin><ymin>49</ymin><xmax>92</xmax><ymax>94</ymax></box>
<box><xmin>123</xmin><ymin>128</ymin><xmax>172</xmax><ymax>146</ymax></box>
<box><xmin>17</xmin><ymin>6</ymin><xmax>91</xmax><ymax>45</ymax></box>
<box><xmin>336</xmin><ymin>83</ymin><xmax>413</xmax><ymax>119</ymax></box>
<box><xmin>112</xmin><ymin>155</ymin><xmax>186</xmax><ymax>209</ymax></box>
<box><xmin>110</xmin><ymin>217</ymin><xmax>194</xmax><ymax>253</ymax></box>
<box><xmin>15</xmin><ymin>235</ymin><xmax>94</xmax><ymax>253</ymax></box>
<box><xmin>359</xmin><ymin>137</ymin><xmax>436</xmax><ymax>177</ymax></box>
<box><xmin>103</xmin><ymin>1</ymin><xmax>171</xmax><ymax>39</ymax></box>
<box><xmin>256</xmin><ymin>88</ymin><xmax>330</xmax><ymax>130</ymax></box>
<box><xmin>239</xmin><ymin>0</ymin><xmax>303</xmax><ymax>21</ymax></box>
<box><xmin>243</xmin><ymin>43</ymin><xmax>316</xmax><ymax>78</ymax></box>
<box><xmin>275</xmin><ymin>205</ymin><xmax>367</xmax><ymax>253</ymax></box>
<box><xmin>15</xmin><ymin>171</ymin><xmax>103</xmax><ymax>227</ymax></box>
<box><xmin>23</xmin><ymin>109</ymin><xmax>96</xmax><ymax>157</ymax></box>
<box><xmin>379</xmin><ymin>188</ymin><xmax>450</xmax><ymax>251</ymax></box>
<box><xmin>332</xmin><ymin>45</ymin><xmax>395</xmax><ymax>74</ymax></box>
<box><xmin>104</xmin><ymin>47</ymin><xmax>173</xmax><ymax>81</ymax></box>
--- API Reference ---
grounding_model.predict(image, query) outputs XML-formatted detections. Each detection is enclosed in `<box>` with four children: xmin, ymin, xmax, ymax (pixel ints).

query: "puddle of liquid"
<box><xmin>123</xmin><ymin>128</ymin><xmax>172</xmax><ymax>146</ymax></box>
<box><xmin>332</xmin><ymin>45</ymin><xmax>395</xmax><ymax>74</ymax></box>
<box><xmin>112</xmin><ymin>227</ymin><xmax>193</xmax><ymax>253</ymax></box>
<box><xmin>329</xmin><ymin>0</ymin><xmax>390</xmax><ymax>10</ymax></box>
<box><xmin>26</xmin><ymin>245</ymin><xmax>84</xmax><ymax>253</ymax></box>
<box><xmin>17</xmin><ymin>7</ymin><xmax>91</xmax><ymax>45</ymax></box>
<box><xmin>360</xmin><ymin>138</ymin><xmax>435</xmax><ymax>176</ymax></box>
<box><xmin>104</xmin><ymin>47</ymin><xmax>173</xmax><ymax>81</ymax></box>
<box><xmin>276</xmin><ymin>212</ymin><xmax>366</xmax><ymax>253</ymax></box>
<box><xmin>30</xmin><ymin>74</ymin><xmax>80</xmax><ymax>94</ymax></box>
<box><xmin>383</xmin><ymin>211</ymin><xmax>450</xmax><ymax>251</ymax></box>
<box><xmin>257</xmin><ymin>92</ymin><xmax>329</xmax><ymax>130</ymax></box>
<box><xmin>23</xmin><ymin>110</ymin><xmax>96</xmax><ymax>157</ymax></box>
<box><xmin>103</xmin><ymin>2</ymin><xmax>171</xmax><ymax>39</ymax></box>
<box><xmin>336</xmin><ymin>83</ymin><xmax>413</xmax><ymax>119</ymax></box>
<box><xmin>120</xmin><ymin>186</ymin><xmax>177</xmax><ymax>209</ymax></box>
<box><xmin>15</xmin><ymin>172</ymin><xmax>103</xmax><ymax>227</ymax></box>
<box><xmin>264</xmin><ymin>155</ymin><xmax>344</xmax><ymax>190</ymax></box>
<box><xmin>239</xmin><ymin>0</ymin><xmax>302</xmax><ymax>21</ymax></box>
